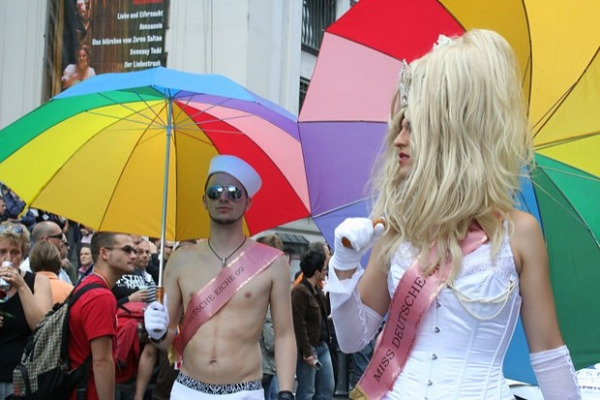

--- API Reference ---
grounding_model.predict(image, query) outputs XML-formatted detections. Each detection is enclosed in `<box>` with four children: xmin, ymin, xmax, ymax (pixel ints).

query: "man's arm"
<box><xmin>146</xmin><ymin>250</ymin><xmax>183</xmax><ymax>349</ymax></box>
<box><xmin>90</xmin><ymin>335</ymin><xmax>115</xmax><ymax>400</ymax></box>
<box><xmin>269</xmin><ymin>256</ymin><xmax>297</xmax><ymax>392</ymax></box>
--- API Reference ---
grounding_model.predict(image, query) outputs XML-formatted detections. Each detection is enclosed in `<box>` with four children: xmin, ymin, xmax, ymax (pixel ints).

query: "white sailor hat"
<box><xmin>207</xmin><ymin>155</ymin><xmax>262</xmax><ymax>198</ymax></box>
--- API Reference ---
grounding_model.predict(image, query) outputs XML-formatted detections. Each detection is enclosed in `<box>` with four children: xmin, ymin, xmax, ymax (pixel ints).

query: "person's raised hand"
<box><xmin>330</xmin><ymin>217</ymin><xmax>385</xmax><ymax>271</ymax></box>
<box><xmin>144</xmin><ymin>294</ymin><xmax>169</xmax><ymax>341</ymax></box>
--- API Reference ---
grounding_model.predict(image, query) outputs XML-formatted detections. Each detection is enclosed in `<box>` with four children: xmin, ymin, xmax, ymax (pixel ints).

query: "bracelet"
<box><xmin>149</xmin><ymin>331</ymin><xmax>167</xmax><ymax>344</ymax></box>
<box><xmin>277</xmin><ymin>390</ymin><xmax>294</xmax><ymax>400</ymax></box>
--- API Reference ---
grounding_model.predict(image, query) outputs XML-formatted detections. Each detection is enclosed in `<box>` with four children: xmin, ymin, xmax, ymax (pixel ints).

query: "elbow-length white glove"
<box><xmin>530</xmin><ymin>345</ymin><xmax>581</xmax><ymax>400</ymax></box>
<box><xmin>328</xmin><ymin>217</ymin><xmax>386</xmax><ymax>352</ymax></box>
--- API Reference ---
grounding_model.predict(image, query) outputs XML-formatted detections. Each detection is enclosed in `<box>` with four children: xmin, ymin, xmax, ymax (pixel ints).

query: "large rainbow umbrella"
<box><xmin>299</xmin><ymin>0</ymin><xmax>600</xmax><ymax>383</ymax></box>
<box><xmin>0</xmin><ymin>67</ymin><xmax>310</xmax><ymax>283</ymax></box>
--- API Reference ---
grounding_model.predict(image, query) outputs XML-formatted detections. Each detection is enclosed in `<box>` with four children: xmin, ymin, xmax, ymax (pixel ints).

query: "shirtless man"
<box><xmin>144</xmin><ymin>155</ymin><xmax>296</xmax><ymax>400</ymax></box>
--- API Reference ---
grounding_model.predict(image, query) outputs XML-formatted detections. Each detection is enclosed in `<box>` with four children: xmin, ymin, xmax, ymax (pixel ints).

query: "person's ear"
<box><xmin>245</xmin><ymin>197</ymin><xmax>252</xmax><ymax>212</ymax></box>
<box><xmin>202</xmin><ymin>194</ymin><xmax>207</xmax><ymax>209</ymax></box>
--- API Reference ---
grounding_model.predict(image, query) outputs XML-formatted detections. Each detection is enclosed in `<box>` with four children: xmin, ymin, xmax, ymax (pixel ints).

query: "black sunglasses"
<box><xmin>206</xmin><ymin>185</ymin><xmax>244</xmax><ymax>202</ymax></box>
<box><xmin>105</xmin><ymin>245</ymin><xmax>137</xmax><ymax>255</ymax></box>
<box><xmin>47</xmin><ymin>232</ymin><xmax>64</xmax><ymax>240</ymax></box>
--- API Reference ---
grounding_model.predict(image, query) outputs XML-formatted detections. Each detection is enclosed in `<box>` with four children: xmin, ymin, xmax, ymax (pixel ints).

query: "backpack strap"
<box><xmin>68</xmin><ymin>282</ymin><xmax>106</xmax><ymax>306</ymax></box>
<box><xmin>61</xmin><ymin>282</ymin><xmax>106</xmax><ymax>353</ymax></box>
<box><xmin>63</xmin><ymin>282</ymin><xmax>107</xmax><ymax>399</ymax></box>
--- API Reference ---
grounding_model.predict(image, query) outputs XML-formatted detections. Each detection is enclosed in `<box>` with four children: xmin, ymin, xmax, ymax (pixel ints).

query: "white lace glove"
<box><xmin>330</xmin><ymin>217</ymin><xmax>385</xmax><ymax>271</ymax></box>
<box><xmin>530</xmin><ymin>345</ymin><xmax>581</xmax><ymax>400</ymax></box>
<box><xmin>144</xmin><ymin>294</ymin><xmax>169</xmax><ymax>341</ymax></box>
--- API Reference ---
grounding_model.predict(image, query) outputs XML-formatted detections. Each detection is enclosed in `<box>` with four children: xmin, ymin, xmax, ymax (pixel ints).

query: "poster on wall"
<box><xmin>45</xmin><ymin>0</ymin><xmax>168</xmax><ymax>98</ymax></box>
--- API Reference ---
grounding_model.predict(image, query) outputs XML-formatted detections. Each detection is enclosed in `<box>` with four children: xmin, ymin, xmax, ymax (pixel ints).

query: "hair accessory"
<box><xmin>208</xmin><ymin>155</ymin><xmax>262</xmax><ymax>198</ymax></box>
<box><xmin>434</xmin><ymin>34</ymin><xmax>454</xmax><ymax>49</ymax></box>
<box><xmin>398</xmin><ymin>59</ymin><xmax>411</xmax><ymax>109</ymax></box>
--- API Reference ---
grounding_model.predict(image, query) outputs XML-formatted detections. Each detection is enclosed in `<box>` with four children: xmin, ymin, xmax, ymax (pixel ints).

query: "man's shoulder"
<box><xmin>73</xmin><ymin>277</ymin><xmax>114</xmax><ymax>305</ymax></box>
<box><xmin>247</xmin><ymin>241</ymin><xmax>285</xmax><ymax>265</ymax></box>
<box><xmin>291</xmin><ymin>282</ymin><xmax>311</xmax><ymax>296</ymax></box>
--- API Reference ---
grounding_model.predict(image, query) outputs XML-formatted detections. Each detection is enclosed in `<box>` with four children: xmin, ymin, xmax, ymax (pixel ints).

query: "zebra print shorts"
<box><xmin>175</xmin><ymin>372</ymin><xmax>262</xmax><ymax>395</ymax></box>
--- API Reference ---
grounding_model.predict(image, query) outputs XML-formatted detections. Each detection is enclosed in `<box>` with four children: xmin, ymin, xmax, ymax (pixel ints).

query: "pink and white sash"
<box><xmin>172</xmin><ymin>242</ymin><xmax>282</xmax><ymax>362</ymax></box>
<box><xmin>351</xmin><ymin>227</ymin><xmax>487</xmax><ymax>400</ymax></box>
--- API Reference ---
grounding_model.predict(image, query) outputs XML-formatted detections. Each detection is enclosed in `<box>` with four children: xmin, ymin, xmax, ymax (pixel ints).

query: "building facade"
<box><xmin>0</xmin><ymin>0</ymin><xmax>353</xmax><ymax>274</ymax></box>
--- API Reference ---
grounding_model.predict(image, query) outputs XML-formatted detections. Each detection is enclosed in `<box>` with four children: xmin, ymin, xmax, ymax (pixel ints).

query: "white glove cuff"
<box><xmin>330</xmin><ymin>252</ymin><xmax>362</xmax><ymax>271</ymax></box>
<box><xmin>325</xmin><ymin>262</ymin><xmax>364</xmax><ymax>300</ymax></box>
<box><xmin>530</xmin><ymin>345</ymin><xmax>581</xmax><ymax>400</ymax></box>
<box><xmin>326</xmin><ymin>263</ymin><xmax>383</xmax><ymax>353</ymax></box>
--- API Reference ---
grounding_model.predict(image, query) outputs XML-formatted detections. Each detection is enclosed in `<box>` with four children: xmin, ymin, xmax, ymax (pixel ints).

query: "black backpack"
<box><xmin>11</xmin><ymin>282</ymin><xmax>104</xmax><ymax>399</ymax></box>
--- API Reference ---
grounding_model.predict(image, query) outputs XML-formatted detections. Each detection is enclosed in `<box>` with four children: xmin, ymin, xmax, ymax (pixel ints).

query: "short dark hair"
<box><xmin>29</xmin><ymin>241</ymin><xmax>61</xmax><ymax>274</ymax></box>
<box><xmin>299</xmin><ymin>242</ymin><xmax>327</xmax><ymax>278</ymax></box>
<box><xmin>90</xmin><ymin>232</ymin><xmax>119</xmax><ymax>263</ymax></box>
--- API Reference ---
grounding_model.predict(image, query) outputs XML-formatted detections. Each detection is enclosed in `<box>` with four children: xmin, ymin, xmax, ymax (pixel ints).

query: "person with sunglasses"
<box><xmin>144</xmin><ymin>155</ymin><xmax>297</xmax><ymax>400</ymax></box>
<box><xmin>19</xmin><ymin>220</ymin><xmax>74</xmax><ymax>285</ymax></box>
<box><xmin>112</xmin><ymin>239</ymin><xmax>158</xmax><ymax>400</ymax></box>
<box><xmin>0</xmin><ymin>222</ymin><xmax>52</xmax><ymax>399</ymax></box>
<box><xmin>67</xmin><ymin>231</ymin><xmax>137</xmax><ymax>400</ymax></box>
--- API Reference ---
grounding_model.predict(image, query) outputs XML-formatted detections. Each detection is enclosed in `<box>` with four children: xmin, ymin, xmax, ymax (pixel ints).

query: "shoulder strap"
<box><xmin>68</xmin><ymin>282</ymin><xmax>105</xmax><ymax>306</ymax></box>
<box><xmin>21</xmin><ymin>271</ymin><xmax>35</xmax><ymax>292</ymax></box>
<box><xmin>60</xmin><ymin>282</ymin><xmax>106</xmax><ymax>368</ymax></box>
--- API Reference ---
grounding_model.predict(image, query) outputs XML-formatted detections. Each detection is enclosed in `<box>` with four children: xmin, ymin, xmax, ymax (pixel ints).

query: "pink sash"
<box><xmin>172</xmin><ymin>242</ymin><xmax>282</xmax><ymax>361</ymax></box>
<box><xmin>351</xmin><ymin>228</ymin><xmax>487</xmax><ymax>400</ymax></box>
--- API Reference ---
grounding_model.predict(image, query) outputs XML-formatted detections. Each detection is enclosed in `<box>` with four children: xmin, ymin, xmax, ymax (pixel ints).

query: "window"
<box><xmin>302</xmin><ymin>0</ymin><xmax>336</xmax><ymax>54</ymax></box>
<box><xmin>299</xmin><ymin>77</ymin><xmax>310</xmax><ymax>112</ymax></box>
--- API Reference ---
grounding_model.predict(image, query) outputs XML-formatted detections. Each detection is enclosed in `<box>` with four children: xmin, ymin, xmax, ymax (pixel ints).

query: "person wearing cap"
<box><xmin>144</xmin><ymin>155</ymin><xmax>297</xmax><ymax>400</ymax></box>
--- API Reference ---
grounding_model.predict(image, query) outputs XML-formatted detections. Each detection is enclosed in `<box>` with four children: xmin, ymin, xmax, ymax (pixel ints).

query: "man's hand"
<box><xmin>144</xmin><ymin>295</ymin><xmax>169</xmax><ymax>341</ymax></box>
<box><xmin>330</xmin><ymin>217</ymin><xmax>385</xmax><ymax>271</ymax></box>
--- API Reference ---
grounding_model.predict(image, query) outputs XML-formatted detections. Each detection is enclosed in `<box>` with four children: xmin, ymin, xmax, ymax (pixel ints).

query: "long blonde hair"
<box><xmin>370</xmin><ymin>30</ymin><xmax>533</xmax><ymax>281</ymax></box>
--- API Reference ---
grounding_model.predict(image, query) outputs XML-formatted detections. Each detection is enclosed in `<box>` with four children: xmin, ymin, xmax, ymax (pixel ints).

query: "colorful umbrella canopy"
<box><xmin>0</xmin><ymin>67</ymin><xmax>310</xmax><ymax>244</ymax></box>
<box><xmin>298</xmin><ymin>0</ymin><xmax>600</xmax><ymax>383</ymax></box>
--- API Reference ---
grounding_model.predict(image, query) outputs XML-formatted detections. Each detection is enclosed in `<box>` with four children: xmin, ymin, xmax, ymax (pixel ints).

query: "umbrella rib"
<box><xmin>170</xmin><ymin>95</ymin><xmax>264</xmax><ymax>135</ymax></box>
<box><xmin>93</xmin><ymin>90</ymin><xmax>169</xmax><ymax>128</ymax></box>
<box><xmin>521</xmin><ymin>0</ymin><xmax>534</xmax><ymax>124</ymax></box>
<box><xmin>532</xmin><ymin>47</ymin><xmax>600</xmax><ymax>138</ymax></box>
<box><xmin>311</xmin><ymin>197</ymin><xmax>372</xmax><ymax>219</ymax></box>
<box><xmin>83</xmin><ymin>108</ymin><xmax>168</xmax><ymax>130</ymax></box>
<box><xmin>538</xmin><ymin>165</ymin><xmax>600</xmax><ymax>182</ymax></box>
<box><xmin>173</xmin><ymin>95</ymin><xmax>232</xmax><ymax>123</ymax></box>
<box><xmin>175</xmin><ymin>96</ymin><xmax>270</xmax><ymax>127</ymax></box>
<box><xmin>535</xmin><ymin>130</ymin><xmax>600</xmax><ymax>151</ymax></box>
<box><xmin>531</xmin><ymin>173</ymin><xmax>600</xmax><ymax>247</ymax></box>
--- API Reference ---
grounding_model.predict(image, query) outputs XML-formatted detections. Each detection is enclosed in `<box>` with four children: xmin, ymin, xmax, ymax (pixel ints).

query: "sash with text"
<box><xmin>351</xmin><ymin>227</ymin><xmax>487</xmax><ymax>400</ymax></box>
<box><xmin>172</xmin><ymin>243</ymin><xmax>283</xmax><ymax>361</ymax></box>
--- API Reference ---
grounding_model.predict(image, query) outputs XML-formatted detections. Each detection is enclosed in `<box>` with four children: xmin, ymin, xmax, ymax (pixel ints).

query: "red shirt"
<box><xmin>68</xmin><ymin>274</ymin><xmax>117</xmax><ymax>400</ymax></box>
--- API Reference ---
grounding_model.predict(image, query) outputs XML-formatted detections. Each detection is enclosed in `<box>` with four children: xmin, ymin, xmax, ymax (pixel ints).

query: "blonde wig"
<box><xmin>370</xmin><ymin>30</ymin><xmax>533</xmax><ymax>281</ymax></box>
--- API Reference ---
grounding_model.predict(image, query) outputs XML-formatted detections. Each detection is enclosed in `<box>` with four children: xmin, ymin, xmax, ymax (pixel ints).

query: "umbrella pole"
<box><xmin>156</xmin><ymin>97</ymin><xmax>174</xmax><ymax>303</ymax></box>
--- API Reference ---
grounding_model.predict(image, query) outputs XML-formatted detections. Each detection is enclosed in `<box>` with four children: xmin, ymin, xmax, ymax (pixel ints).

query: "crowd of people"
<box><xmin>0</xmin><ymin>29</ymin><xmax>583</xmax><ymax>400</ymax></box>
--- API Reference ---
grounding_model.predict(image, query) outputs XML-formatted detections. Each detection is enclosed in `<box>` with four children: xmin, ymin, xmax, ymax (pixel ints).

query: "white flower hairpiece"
<box><xmin>398</xmin><ymin>59</ymin><xmax>411</xmax><ymax>109</ymax></box>
<box><xmin>433</xmin><ymin>34</ymin><xmax>454</xmax><ymax>50</ymax></box>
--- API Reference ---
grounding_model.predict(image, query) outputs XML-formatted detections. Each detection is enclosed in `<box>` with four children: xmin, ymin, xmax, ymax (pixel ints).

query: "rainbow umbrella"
<box><xmin>298</xmin><ymin>0</ymin><xmax>600</xmax><ymax>383</ymax></box>
<box><xmin>0</xmin><ymin>67</ymin><xmax>310</xmax><ymax>284</ymax></box>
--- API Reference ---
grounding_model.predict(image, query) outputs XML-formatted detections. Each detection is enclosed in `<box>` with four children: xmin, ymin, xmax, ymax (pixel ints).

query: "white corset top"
<box><xmin>385</xmin><ymin>224</ymin><xmax>522</xmax><ymax>399</ymax></box>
